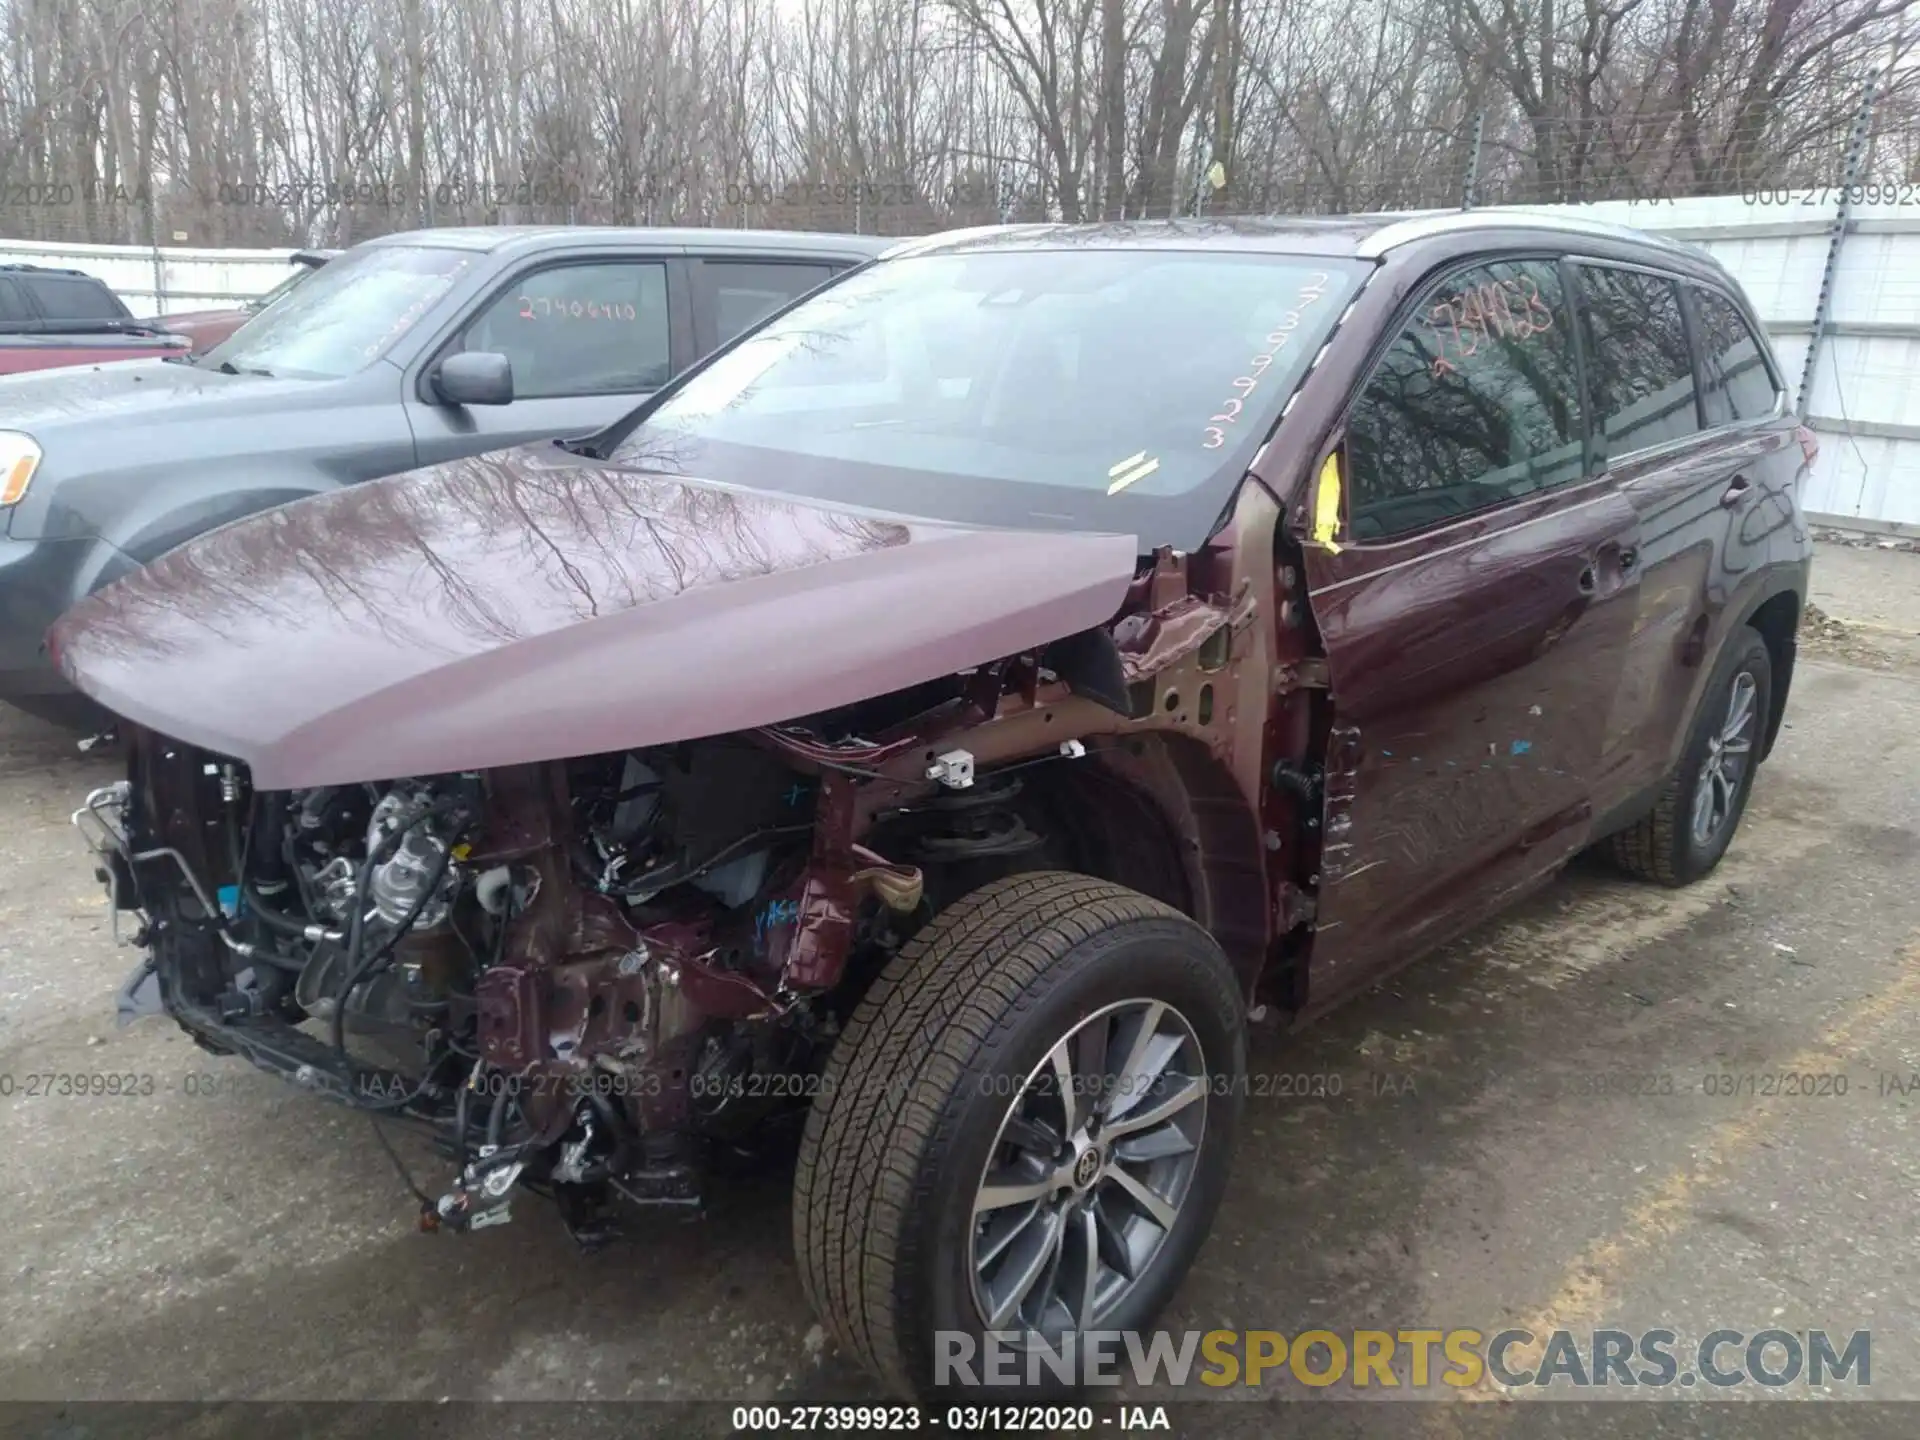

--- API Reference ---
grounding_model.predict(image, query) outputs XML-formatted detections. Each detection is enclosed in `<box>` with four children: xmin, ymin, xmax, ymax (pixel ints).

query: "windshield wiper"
<box><xmin>212</xmin><ymin>359</ymin><xmax>275</xmax><ymax>377</ymax></box>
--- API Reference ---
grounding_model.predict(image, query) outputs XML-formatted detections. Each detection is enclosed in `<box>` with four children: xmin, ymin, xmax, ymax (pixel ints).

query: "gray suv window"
<box><xmin>464</xmin><ymin>261</ymin><xmax>670</xmax><ymax>398</ymax></box>
<box><xmin>1575</xmin><ymin>265</ymin><xmax>1701</xmax><ymax>455</ymax></box>
<box><xmin>1346</xmin><ymin>258</ymin><xmax>1586</xmax><ymax>541</ymax></box>
<box><xmin>0</xmin><ymin>277</ymin><xmax>31</xmax><ymax>328</ymax></box>
<box><xmin>705</xmin><ymin>261</ymin><xmax>836</xmax><ymax>344</ymax></box>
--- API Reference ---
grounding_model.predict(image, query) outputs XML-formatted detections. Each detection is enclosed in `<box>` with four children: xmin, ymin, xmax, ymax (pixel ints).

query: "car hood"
<box><xmin>0</xmin><ymin>355</ymin><xmax>288</xmax><ymax>433</ymax></box>
<box><xmin>51</xmin><ymin>443</ymin><xmax>1139</xmax><ymax>788</ymax></box>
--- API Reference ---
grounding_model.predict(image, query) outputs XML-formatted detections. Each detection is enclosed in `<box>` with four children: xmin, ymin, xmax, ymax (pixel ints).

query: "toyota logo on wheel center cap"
<box><xmin>1073</xmin><ymin>1148</ymin><xmax>1103</xmax><ymax>1188</ymax></box>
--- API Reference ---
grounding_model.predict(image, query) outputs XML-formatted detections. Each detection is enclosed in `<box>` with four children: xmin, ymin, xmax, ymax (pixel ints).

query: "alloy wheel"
<box><xmin>968</xmin><ymin>998</ymin><xmax>1208</xmax><ymax>1339</ymax></box>
<box><xmin>1691</xmin><ymin>670</ymin><xmax>1757</xmax><ymax>846</ymax></box>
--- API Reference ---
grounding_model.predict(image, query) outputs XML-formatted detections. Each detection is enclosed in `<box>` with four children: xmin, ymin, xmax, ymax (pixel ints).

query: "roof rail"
<box><xmin>877</xmin><ymin>223</ymin><xmax>1052</xmax><ymax>260</ymax></box>
<box><xmin>1355</xmin><ymin>207</ymin><xmax>1701</xmax><ymax>259</ymax></box>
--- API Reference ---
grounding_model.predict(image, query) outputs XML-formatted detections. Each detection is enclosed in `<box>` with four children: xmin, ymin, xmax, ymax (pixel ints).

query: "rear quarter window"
<box><xmin>1690</xmin><ymin>285</ymin><xmax>1780</xmax><ymax>423</ymax></box>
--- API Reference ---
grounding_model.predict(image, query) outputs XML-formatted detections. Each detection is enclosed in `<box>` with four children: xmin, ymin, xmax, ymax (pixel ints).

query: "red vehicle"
<box><xmin>147</xmin><ymin>248</ymin><xmax>337</xmax><ymax>353</ymax></box>
<box><xmin>0</xmin><ymin>332</ymin><xmax>190</xmax><ymax>375</ymax></box>
<box><xmin>0</xmin><ymin>263</ymin><xmax>188</xmax><ymax>375</ymax></box>
<box><xmin>62</xmin><ymin>212</ymin><xmax>1809</xmax><ymax>1401</ymax></box>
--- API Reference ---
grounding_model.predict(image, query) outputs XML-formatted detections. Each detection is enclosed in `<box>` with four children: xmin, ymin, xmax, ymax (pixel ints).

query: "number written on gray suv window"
<box><xmin>1346</xmin><ymin>257</ymin><xmax>1586</xmax><ymax>541</ymax></box>
<box><xmin>462</xmin><ymin>261</ymin><xmax>671</xmax><ymax>398</ymax></box>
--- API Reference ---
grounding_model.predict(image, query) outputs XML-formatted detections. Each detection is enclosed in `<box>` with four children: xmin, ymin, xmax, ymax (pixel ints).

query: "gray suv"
<box><xmin>0</xmin><ymin>225</ymin><xmax>890</xmax><ymax>723</ymax></box>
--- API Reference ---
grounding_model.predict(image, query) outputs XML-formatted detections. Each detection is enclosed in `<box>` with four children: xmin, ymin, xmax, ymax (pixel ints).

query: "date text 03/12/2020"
<box><xmin>731</xmin><ymin>1405</ymin><xmax>1169</xmax><ymax>1431</ymax></box>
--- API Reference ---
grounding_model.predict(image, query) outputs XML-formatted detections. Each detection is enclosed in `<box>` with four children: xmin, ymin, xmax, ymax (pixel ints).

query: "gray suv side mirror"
<box><xmin>432</xmin><ymin>352</ymin><xmax>514</xmax><ymax>406</ymax></box>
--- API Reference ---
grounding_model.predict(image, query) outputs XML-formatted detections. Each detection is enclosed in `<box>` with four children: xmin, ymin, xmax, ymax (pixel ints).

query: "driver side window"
<box><xmin>1346</xmin><ymin>258</ymin><xmax>1586</xmax><ymax>542</ymax></box>
<box><xmin>462</xmin><ymin>261</ymin><xmax>670</xmax><ymax>400</ymax></box>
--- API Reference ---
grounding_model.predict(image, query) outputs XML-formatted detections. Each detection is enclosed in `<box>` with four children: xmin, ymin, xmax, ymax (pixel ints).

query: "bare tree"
<box><xmin>1</xmin><ymin>0</ymin><xmax>1915</xmax><ymax>245</ymax></box>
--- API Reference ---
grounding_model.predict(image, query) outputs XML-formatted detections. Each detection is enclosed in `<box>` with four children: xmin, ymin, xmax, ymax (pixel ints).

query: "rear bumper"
<box><xmin>0</xmin><ymin>534</ymin><xmax>94</xmax><ymax>696</ymax></box>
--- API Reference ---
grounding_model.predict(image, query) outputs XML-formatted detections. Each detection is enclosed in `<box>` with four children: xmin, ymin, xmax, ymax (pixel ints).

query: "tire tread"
<box><xmin>792</xmin><ymin>871</ymin><xmax>1195</xmax><ymax>1397</ymax></box>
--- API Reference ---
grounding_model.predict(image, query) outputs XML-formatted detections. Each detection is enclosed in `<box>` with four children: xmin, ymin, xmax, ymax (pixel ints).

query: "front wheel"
<box><xmin>793</xmin><ymin>871</ymin><xmax>1246</xmax><ymax>1401</ymax></box>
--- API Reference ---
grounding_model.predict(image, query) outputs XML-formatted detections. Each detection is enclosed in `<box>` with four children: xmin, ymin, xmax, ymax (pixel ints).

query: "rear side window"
<box><xmin>703</xmin><ymin>261</ymin><xmax>837</xmax><ymax>344</ymax></box>
<box><xmin>1690</xmin><ymin>285</ymin><xmax>1779</xmax><ymax>423</ymax></box>
<box><xmin>1346</xmin><ymin>258</ymin><xmax>1586</xmax><ymax>541</ymax></box>
<box><xmin>1575</xmin><ymin>266</ymin><xmax>1700</xmax><ymax>454</ymax></box>
<box><xmin>26</xmin><ymin>272</ymin><xmax>126</xmax><ymax>322</ymax></box>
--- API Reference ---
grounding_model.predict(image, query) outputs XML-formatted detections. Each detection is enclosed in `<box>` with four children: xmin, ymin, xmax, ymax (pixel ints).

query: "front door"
<box><xmin>1298</xmin><ymin>255</ymin><xmax>1640</xmax><ymax>1011</ymax></box>
<box><xmin>405</xmin><ymin>256</ymin><xmax>685</xmax><ymax>464</ymax></box>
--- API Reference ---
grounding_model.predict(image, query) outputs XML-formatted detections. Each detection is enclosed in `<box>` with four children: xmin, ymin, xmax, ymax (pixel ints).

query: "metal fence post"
<box><xmin>1798</xmin><ymin>78</ymin><xmax>1879</xmax><ymax>419</ymax></box>
<box><xmin>1461</xmin><ymin>111</ymin><xmax>1485</xmax><ymax>210</ymax></box>
<box><xmin>145</xmin><ymin>191</ymin><xmax>167</xmax><ymax>315</ymax></box>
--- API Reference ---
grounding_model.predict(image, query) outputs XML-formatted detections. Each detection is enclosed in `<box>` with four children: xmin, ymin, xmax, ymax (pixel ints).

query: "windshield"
<box><xmin>203</xmin><ymin>244</ymin><xmax>473</xmax><ymax>380</ymax></box>
<box><xmin>610</xmin><ymin>248</ymin><xmax>1364</xmax><ymax>541</ymax></box>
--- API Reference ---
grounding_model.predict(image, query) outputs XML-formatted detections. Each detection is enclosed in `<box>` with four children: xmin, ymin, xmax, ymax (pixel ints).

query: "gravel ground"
<box><xmin>1805</xmin><ymin>540</ymin><xmax>1920</xmax><ymax>671</ymax></box>
<box><xmin>2</xmin><ymin>545</ymin><xmax>1918</xmax><ymax>1440</ymax></box>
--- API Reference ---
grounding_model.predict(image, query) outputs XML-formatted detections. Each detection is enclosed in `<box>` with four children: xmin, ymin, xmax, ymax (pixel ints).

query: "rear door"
<box><xmin>1300</xmin><ymin>254</ymin><xmax>1642</xmax><ymax>1009</ymax></box>
<box><xmin>406</xmin><ymin>255</ymin><xmax>688</xmax><ymax>465</ymax></box>
<box><xmin>1571</xmin><ymin>263</ymin><xmax>1796</xmax><ymax>823</ymax></box>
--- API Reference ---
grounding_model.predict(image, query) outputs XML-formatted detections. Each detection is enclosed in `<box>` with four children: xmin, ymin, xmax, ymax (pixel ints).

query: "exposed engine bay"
<box><xmin>77</xmin><ymin>696</ymin><xmax>1194</xmax><ymax>1243</ymax></box>
<box><xmin>71</xmin><ymin>532</ymin><xmax>1316</xmax><ymax>1247</ymax></box>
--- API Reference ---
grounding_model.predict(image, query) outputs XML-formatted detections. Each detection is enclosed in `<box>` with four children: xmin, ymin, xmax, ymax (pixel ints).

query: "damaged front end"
<box><xmin>62</xmin><ymin>450</ymin><xmax>1318</xmax><ymax>1246</ymax></box>
<box><xmin>76</xmin><ymin>727</ymin><xmax>947</xmax><ymax>1242</ymax></box>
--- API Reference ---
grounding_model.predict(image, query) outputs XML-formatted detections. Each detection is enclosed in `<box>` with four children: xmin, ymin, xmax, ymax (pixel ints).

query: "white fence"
<box><xmin>0</xmin><ymin>236</ymin><xmax>297</xmax><ymax>314</ymax></box>
<box><xmin>4</xmin><ymin>199</ymin><xmax>1916</xmax><ymax>528</ymax></box>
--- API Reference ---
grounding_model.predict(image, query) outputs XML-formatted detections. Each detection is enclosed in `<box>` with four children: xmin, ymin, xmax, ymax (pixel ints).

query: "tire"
<box><xmin>1608</xmin><ymin>628</ymin><xmax>1773</xmax><ymax>887</ymax></box>
<box><xmin>793</xmin><ymin>871</ymin><xmax>1246</xmax><ymax>1401</ymax></box>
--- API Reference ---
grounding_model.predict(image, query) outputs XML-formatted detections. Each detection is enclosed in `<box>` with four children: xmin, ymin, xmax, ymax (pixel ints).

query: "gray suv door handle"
<box><xmin>1720</xmin><ymin>474</ymin><xmax>1753</xmax><ymax>508</ymax></box>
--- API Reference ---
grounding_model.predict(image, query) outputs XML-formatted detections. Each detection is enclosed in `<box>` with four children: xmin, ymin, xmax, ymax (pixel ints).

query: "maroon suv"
<box><xmin>60</xmin><ymin>211</ymin><xmax>1809</xmax><ymax>1400</ymax></box>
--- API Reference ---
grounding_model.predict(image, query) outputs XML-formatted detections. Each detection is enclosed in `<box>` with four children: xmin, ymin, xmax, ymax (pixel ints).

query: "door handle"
<box><xmin>1577</xmin><ymin>565</ymin><xmax>1597</xmax><ymax>595</ymax></box>
<box><xmin>1720</xmin><ymin>474</ymin><xmax>1753</xmax><ymax>508</ymax></box>
<box><xmin>1618</xmin><ymin>545</ymin><xmax>1639</xmax><ymax>574</ymax></box>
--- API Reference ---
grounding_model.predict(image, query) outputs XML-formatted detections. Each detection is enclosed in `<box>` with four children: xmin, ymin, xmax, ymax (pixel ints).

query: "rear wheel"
<box><xmin>793</xmin><ymin>871</ymin><xmax>1245</xmax><ymax>1400</ymax></box>
<box><xmin>1609</xmin><ymin>629</ymin><xmax>1772</xmax><ymax>886</ymax></box>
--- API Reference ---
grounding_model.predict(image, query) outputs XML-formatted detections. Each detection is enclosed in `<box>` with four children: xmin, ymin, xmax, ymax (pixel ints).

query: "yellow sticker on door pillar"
<box><xmin>1313</xmin><ymin>451</ymin><xmax>1344</xmax><ymax>553</ymax></box>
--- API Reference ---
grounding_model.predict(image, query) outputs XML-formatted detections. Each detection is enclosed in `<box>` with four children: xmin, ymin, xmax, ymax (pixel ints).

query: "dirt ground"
<box><xmin>1804</xmin><ymin>535</ymin><xmax>1920</xmax><ymax>671</ymax></box>
<box><xmin>3</xmin><ymin>544</ymin><xmax>1919</xmax><ymax>1440</ymax></box>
